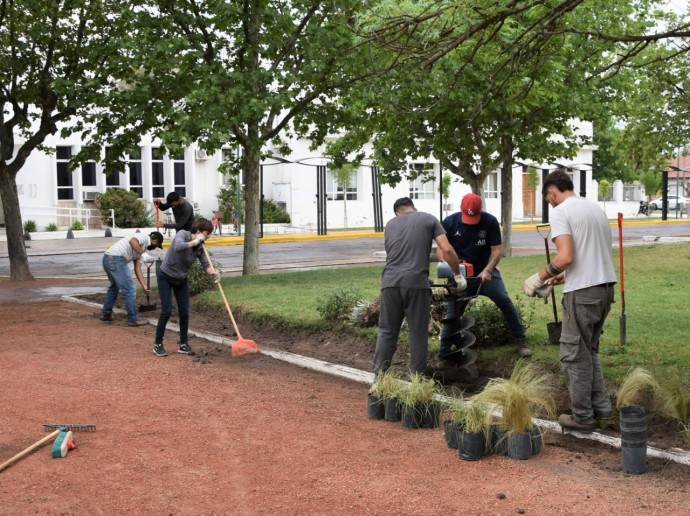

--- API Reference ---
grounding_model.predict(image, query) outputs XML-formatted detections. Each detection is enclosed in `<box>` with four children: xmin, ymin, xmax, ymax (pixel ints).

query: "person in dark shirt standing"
<box><xmin>373</xmin><ymin>197</ymin><xmax>463</xmax><ymax>377</ymax></box>
<box><xmin>154</xmin><ymin>192</ymin><xmax>194</xmax><ymax>233</ymax></box>
<box><xmin>440</xmin><ymin>193</ymin><xmax>531</xmax><ymax>358</ymax></box>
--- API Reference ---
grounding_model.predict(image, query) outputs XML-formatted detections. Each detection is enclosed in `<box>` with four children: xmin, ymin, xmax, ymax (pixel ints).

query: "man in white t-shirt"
<box><xmin>523</xmin><ymin>170</ymin><xmax>617</xmax><ymax>433</ymax></box>
<box><xmin>101</xmin><ymin>230</ymin><xmax>164</xmax><ymax>326</ymax></box>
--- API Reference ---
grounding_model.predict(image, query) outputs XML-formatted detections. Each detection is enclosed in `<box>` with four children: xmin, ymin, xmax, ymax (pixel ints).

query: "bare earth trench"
<box><xmin>0</xmin><ymin>278</ymin><xmax>689</xmax><ymax>515</ymax></box>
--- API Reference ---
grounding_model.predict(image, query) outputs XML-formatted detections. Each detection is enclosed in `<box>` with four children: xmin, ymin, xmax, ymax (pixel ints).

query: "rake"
<box><xmin>201</xmin><ymin>245</ymin><xmax>261</xmax><ymax>357</ymax></box>
<box><xmin>0</xmin><ymin>423</ymin><xmax>96</xmax><ymax>473</ymax></box>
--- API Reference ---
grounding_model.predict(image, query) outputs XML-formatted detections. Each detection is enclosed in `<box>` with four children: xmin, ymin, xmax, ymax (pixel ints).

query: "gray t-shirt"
<box><xmin>381</xmin><ymin>210</ymin><xmax>444</xmax><ymax>289</ymax></box>
<box><xmin>550</xmin><ymin>196</ymin><xmax>617</xmax><ymax>293</ymax></box>
<box><xmin>104</xmin><ymin>232</ymin><xmax>149</xmax><ymax>263</ymax></box>
<box><xmin>160</xmin><ymin>230</ymin><xmax>210</xmax><ymax>282</ymax></box>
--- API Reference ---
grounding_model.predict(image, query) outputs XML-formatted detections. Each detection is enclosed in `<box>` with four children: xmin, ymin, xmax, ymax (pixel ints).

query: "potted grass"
<box><xmin>374</xmin><ymin>368</ymin><xmax>405</xmax><ymax>422</ymax></box>
<box><xmin>444</xmin><ymin>397</ymin><xmax>468</xmax><ymax>449</ymax></box>
<box><xmin>457</xmin><ymin>400</ymin><xmax>492</xmax><ymax>461</ymax></box>
<box><xmin>475</xmin><ymin>361</ymin><xmax>555</xmax><ymax>460</ymax></box>
<box><xmin>616</xmin><ymin>367</ymin><xmax>660</xmax><ymax>475</ymax></box>
<box><xmin>398</xmin><ymin>373</ymin><xmax>440</xmax><ymax>429</ymax></box>
<box><xmin>367</xmin><ymin>381</ymin><xmax>386</xmax><ymax>420</ymax></box>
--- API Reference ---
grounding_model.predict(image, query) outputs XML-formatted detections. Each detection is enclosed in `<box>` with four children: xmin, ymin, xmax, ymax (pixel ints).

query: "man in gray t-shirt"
<box><xmin>373</xmin><ymin>197</ymin><xmax>462</xmax><ymax>376</ymax></box>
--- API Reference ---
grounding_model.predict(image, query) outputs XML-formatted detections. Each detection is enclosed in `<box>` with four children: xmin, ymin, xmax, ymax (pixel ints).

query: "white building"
<box><xmin>8</xmin><ymin>125</ymin><xmax>596</xmax><ymax>231</ymax></box>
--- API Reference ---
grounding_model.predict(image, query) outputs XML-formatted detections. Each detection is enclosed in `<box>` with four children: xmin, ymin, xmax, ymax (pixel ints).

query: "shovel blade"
<box><xmin>138</xmin><ymin>303</ymin><xmax>157</xmax><ymax>313</ymax></box>
<box><xmin>547</xmin><ymin>321</ymin><xmax>562</xmax><ymax>345</ymax></box>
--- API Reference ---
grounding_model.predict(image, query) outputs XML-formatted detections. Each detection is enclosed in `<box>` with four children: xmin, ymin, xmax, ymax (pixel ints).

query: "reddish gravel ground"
<box><xmin>1</xmin><ymin>294</ymin><xmax>689</xmax><ymax>514</ymax></box>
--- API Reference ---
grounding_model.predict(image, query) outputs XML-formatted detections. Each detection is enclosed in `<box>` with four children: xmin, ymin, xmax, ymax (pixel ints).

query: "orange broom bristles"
<box><xmin>231</xmin><ymin>337</ymin><xmax>261</xmax><ymax>357</ymax></box>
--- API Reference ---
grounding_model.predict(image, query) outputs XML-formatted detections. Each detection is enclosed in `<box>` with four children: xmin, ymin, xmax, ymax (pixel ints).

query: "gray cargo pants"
<box><xmin>373</xmin><ymin>287</ymin><xmax>431</xmax><ymax>376</ymax></box>
<box><xmin>560</xmin><ymin>284</ymin><xmax>615</xmax><ymax>424</ymax></box>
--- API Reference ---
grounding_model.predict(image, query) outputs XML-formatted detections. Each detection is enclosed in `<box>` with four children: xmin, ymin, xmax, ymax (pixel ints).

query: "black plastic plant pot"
<box><xmin>491</xmin><ymin>425</ymin><xmax>508</xmax><ymax>456</ymax></box>
<box><xmin>620</xmin><ymin>404</ymin><xmax>647</xmax><ymax>475</ymax></box>
<box><xmin>367</xmin><ymin>394</ymin><xmax>386</xmax><ymax>420</ymax></box>
<box><xmin>384</xmin><ymin>397</ymin><xmax>401</xmax><ymax>422</ymax></box>
<box><xmin>507</xmin><ymin>431</ymin><xmax>532</xmax><ymax>460</ymax></box>
<box><xmin>443</xmin><ymin>420</ymin><xmax>459</xmax><ymax>449</ymax></box>
<box><xmin>529</xmin><ymin>426</ymin><xmax>543</xmax><ymax>455</ymax></box>
<box><xmin>459</xmin><ymin>430</ymin><xmax>485</xmax><ymax>461</ymax></box>
<box><xmin>422</xmin><ymin>402</ymin><xmax>440</xmax><ymax>429</ymax></box>
<box><xmin>400</xmin><ymin>403</ymin><xmax>425</xmax><ymax>429</ymax></box>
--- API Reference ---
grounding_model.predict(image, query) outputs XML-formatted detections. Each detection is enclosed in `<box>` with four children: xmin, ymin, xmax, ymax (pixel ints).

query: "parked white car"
<box><xmin>649</xmin><ymin>195</ymin><xmax>689</xmax><ymax>211</ymax></box>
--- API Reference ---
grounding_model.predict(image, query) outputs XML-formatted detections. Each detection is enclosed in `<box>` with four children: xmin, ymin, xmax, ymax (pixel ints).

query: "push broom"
<box><xmin>202</xmin><ymin>245</ymin><xmax>260</xmax><ymax>357</ymax></box>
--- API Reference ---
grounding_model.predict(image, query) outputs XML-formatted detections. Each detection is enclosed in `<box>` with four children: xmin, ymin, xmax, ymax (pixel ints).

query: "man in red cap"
<box><xmin>439</xmin><ymin>193</ymin><xmax>531</xmax><ymax>358</ymax></box>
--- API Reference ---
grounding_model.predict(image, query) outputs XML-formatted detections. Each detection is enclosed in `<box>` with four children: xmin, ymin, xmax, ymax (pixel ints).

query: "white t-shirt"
<box><xmin>550</xmin><ymin>196</ymin><xmax>617</xmax><ymax>293</ymax></box>
<box><xmin>104</xmin><ymin>232</ymin><xmax>150</xmax><ymax>263</ymax></box>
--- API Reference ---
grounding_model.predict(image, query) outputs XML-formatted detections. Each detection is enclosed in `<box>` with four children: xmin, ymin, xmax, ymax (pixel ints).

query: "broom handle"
<box><xmin>0</xmin><ymin>430</ymin><xmax>60</xmax><ymax>473</ymax></box>
<box><xmin>201</xmin><ymin>245</ymin><xmax>242</xmax><ymax>339</ymax></box>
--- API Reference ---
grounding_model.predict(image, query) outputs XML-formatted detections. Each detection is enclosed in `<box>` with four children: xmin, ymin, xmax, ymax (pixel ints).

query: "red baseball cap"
<box><xmin>461</xmin><ymin>193</ymin><xmax>482</xmax><ymax>224</ymax></box>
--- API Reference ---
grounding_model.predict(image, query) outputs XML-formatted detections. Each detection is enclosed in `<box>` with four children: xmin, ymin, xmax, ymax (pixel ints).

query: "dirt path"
<box><xmin>0</xmin><ymin>300</ymin><xmax>688</xmax><ymax>514</ymax></box>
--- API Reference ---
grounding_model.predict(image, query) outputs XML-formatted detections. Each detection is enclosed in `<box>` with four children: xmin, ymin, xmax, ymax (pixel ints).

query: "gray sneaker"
<box><xmin>153</xmin><ymin>343</ymin><xmax>168</xmax><ymax>357</ymax></box>
<box><xmin>127</xmin><ymin>319</ymin><xmax>148</xmax><ymax>327</ymax></box>
<box><xmin>100</xmin><ymin>313</ymin><xmax>114</xmax><ymax>322</ymax></box>
<box><xmin>178</xmin><ymin>343</ymin><xmax>194</xmax><ymax>355</ymax></box>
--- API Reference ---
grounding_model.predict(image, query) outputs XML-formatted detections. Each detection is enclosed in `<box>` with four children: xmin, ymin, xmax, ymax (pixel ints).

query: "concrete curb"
<box><xmin>62</xmin><ymin>294</ymin><xmax>690</xmax><ymax>467</ymax></box>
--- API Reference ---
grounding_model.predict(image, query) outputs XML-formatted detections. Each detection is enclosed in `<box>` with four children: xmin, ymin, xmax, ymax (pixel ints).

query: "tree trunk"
<box><xmin>242</xmin><ymin>131</ymin><xmax>261</xmax><ymax>275</ymax></box>
<box><xmin>0</xmin><ymin>163</ymin><xmax>34</xmax><ymax>281</ymax></box>
<box><xmin>500</xmin><ymin>136</ymin><xmax>514</xmax><ymax>258</ymax></box>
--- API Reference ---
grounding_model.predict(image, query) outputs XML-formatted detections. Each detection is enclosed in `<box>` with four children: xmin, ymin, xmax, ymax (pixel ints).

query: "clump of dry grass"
<box><xmin>474</xmin><ymin>360</ymin><xmax>555</xmax><ymax>434</ymax></box>
<box><xmin>616</xmin><ymin>367</ymin><xmax>660</xmax><ymax>409</ymax></box>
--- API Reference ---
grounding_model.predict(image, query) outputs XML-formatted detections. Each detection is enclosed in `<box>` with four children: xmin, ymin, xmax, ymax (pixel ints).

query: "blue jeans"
<box><xmin>102</xmin><ymin>254</ymin><xmax>138</xmax><ymax>323</ymax></box>
<box><xmin>155</xmin><ymin>269</ymin><xmax>190</xmax><ymax>346</ymax></box>
<box><xmin>441</xmin><ymin>270</ymin><xmax>524</xmax><ymax>353</ymax></box>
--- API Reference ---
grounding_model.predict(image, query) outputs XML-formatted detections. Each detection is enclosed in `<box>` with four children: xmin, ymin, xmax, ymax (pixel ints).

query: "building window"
<box><xmin>81</xmin><ymin>147</ymin><xmax>97</xmax><ymax>187</ymax></box>
<box><xmin>152</xmin><ymin>147</ymin><xmax>165</xmax><ymax>198</ymax></box>
<box><xmin>484</xmin><ymin>171</ymin><xmax>498</xmax><ymax>199</ymax></box>
<box><xmin>128</xmin><ymin>147</ymin><xmax>143</xmax><ymax>198</ymax></box>
<box><xmin>56</xmin><ymin>146</ymin><xmax>74</xmax><ymax>200</ymax></box>
<box><xmin>408</xmin><ymin>163</ymin><xmax>436</xmax><ymax>200</ymax></box>
<box><xmin>173</xmin><ymin>152</ymin><xmax>186</xmax><ymax>197</ymax></box>
<box><xmin>104</xmin><ymin>146</ymin><xmax>120</xmax><ymax>187</ymax></box>
<box><xmin>326</xmin><ymin>171</ymin><xmax>358</xmax><ymax>201</ymax></box>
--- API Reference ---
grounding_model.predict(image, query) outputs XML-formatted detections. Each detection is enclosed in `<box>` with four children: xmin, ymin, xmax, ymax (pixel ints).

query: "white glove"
<box><xmin>534</xmin><ymin>283</ymin><xmax>553</xmax><ymax>302</ymax></box>
<box><xmin>523</xmin><ymin>273</ymin><xmax>546</xmax><ymax>297</ymax></box>
<box><xmin>140</xmin><ymin>252</ymin><xmax>156</xmax><ymax>265</ymax></box>
<box><xmin>212</xmin><ymin>271</ymin><xmax>221</xmax><ymax>284</ymax></box>
<box><xmin>452</xmin><ymin>274</ymin><xmax>467</xmax><ymax>292</ymax></box>
<box><xmin>193</xmin><ymin>234</ymin><xmax>206</xmax><ymax>246</ymax></box>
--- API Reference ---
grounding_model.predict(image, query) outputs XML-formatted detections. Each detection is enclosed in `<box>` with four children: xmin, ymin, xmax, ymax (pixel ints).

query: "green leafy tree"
<box><xmin>329</xmin><ymin>162</ymin><xmax>359</xmax><ymax>230</ymax></box>
<box><xmin>88</xmin><ymin>0</ymin><xmax>379</xmax><ymax>275</ymax></box>
<box><xmin>0</xmin><ymin>0</ymin><xmax>131</xmax><ymax>280</ymax></box>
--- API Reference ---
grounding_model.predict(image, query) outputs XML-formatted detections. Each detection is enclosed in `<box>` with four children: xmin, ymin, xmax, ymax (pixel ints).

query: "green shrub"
<box><xmin>45</xmin><ymin>222</ymin><xmax>58</xmax><ymax>232</ymax></box>
<box><xmin>23</xmin><ymin>220</ymin><xmax>37</xmax><ymax>232</ymax></box>
<box><xmin>71</xmin><ymin>220</ymin><xmax>84</xmax><ymax>230</ymax></box>
<box><xmin>316</xmin><ymin>287</ymin><xmax>362</xmax><ymax>322</ymax></box>
<box><xmin>188</xmin><ymin>250</ymin><xmax>222</xmax><ymax>296</ymax></box>
<box><xmin>262</xmin><ymin>198</ymin><xmax>291</xmax><ymax>223</ymax></box>
<box><xmin>96</xmin><ymin>188</ymin><xmax>146</xmax><ymax>228</ymax></box>
<box><xmin>464</xmin><ymin>296</ymin><xmax>533</xmax><ymax>347</ymax></box>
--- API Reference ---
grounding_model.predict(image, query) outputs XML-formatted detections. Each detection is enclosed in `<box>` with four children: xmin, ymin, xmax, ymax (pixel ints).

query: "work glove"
<box><xmin>534</xmin><ymin>283</ymin><xmax>553</xmax><ymax>303</ymax></box>
<box><xmin>523</xmin><ymin>273</ymin><xmax>546</xmax><ymax>297</ymax></box>
<box><xmin>193</xmin><ymin>234</ymin><xmax>206</xmax><ymax>246</ymax></box>
<box><xmin>212</xmin><ymin>271</ymin><xmax>221</xmax><ymax>284</ymax></box>
<box><xmin>140</xmin><ymin>252</ymin><xmax>156</xmax><ymax>265</ymax></box>
<box><xmin>449</xmin><ymin>273</ymin><xmax>467</xmax><ymax>294</ymax></box>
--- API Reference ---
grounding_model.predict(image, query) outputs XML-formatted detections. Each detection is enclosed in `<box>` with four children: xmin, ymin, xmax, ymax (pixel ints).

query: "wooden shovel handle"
<box><xmin>0</xmin><ymin>429</ymin><xmax>60</xmax><ymax>473</ymax></box>
<box><xmin>201</xmin><ymin>245</ymin><xmax>242</xmax><ymax>339</ymax></box>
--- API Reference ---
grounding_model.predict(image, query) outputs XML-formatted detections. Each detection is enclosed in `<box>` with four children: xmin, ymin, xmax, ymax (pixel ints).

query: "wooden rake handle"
<box><xmin>0</xmin><ymin>429</ymin><xmax>60</xmax><ymax>473</ymax></box>
<box><xmin>201</xmin><ymin>245</ymin><xmax>242</xmax><ymax>340</ymax></box>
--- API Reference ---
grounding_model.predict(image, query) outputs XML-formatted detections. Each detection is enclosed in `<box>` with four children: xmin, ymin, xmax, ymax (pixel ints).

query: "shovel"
<box><xmin>138</xmin><ymin>262</ymin><xmax>157</xmax><ymax>313</ymax></box>
<box><xmin>618</xmin><ymin>213</ymin><xmax>626</xmax><ymax>345</ymax></box>
<box><xmin>536</xmin><ymin>224</ymin><xmax>562</xmax><ymax>345</ymax></box>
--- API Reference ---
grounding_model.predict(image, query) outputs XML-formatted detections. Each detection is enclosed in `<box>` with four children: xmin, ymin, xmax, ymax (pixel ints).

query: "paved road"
<box><xmin>0</xmin><ymin>220</ymin><xmax>688</xmax><ymax>303</ymax></box>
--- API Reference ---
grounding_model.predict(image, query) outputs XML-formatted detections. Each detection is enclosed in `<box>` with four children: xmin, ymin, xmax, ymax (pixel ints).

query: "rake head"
<box><xmin>43</xmin><ymin>423</ymin><xmax>97</xmax><ymax>432</ymax></box>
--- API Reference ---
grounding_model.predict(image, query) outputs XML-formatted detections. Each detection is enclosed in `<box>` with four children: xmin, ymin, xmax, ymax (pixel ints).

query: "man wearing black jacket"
<box><xmin>154</xmin><ymin>192</ymin><xmax>194</xmax><ymax>233</ymax></box>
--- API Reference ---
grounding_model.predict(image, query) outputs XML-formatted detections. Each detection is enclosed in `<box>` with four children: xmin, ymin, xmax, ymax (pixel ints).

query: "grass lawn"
<box><xmin>198</xmin><ymin>242</ymin><xmax>690</xmax><ymax>388</ymax></box>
